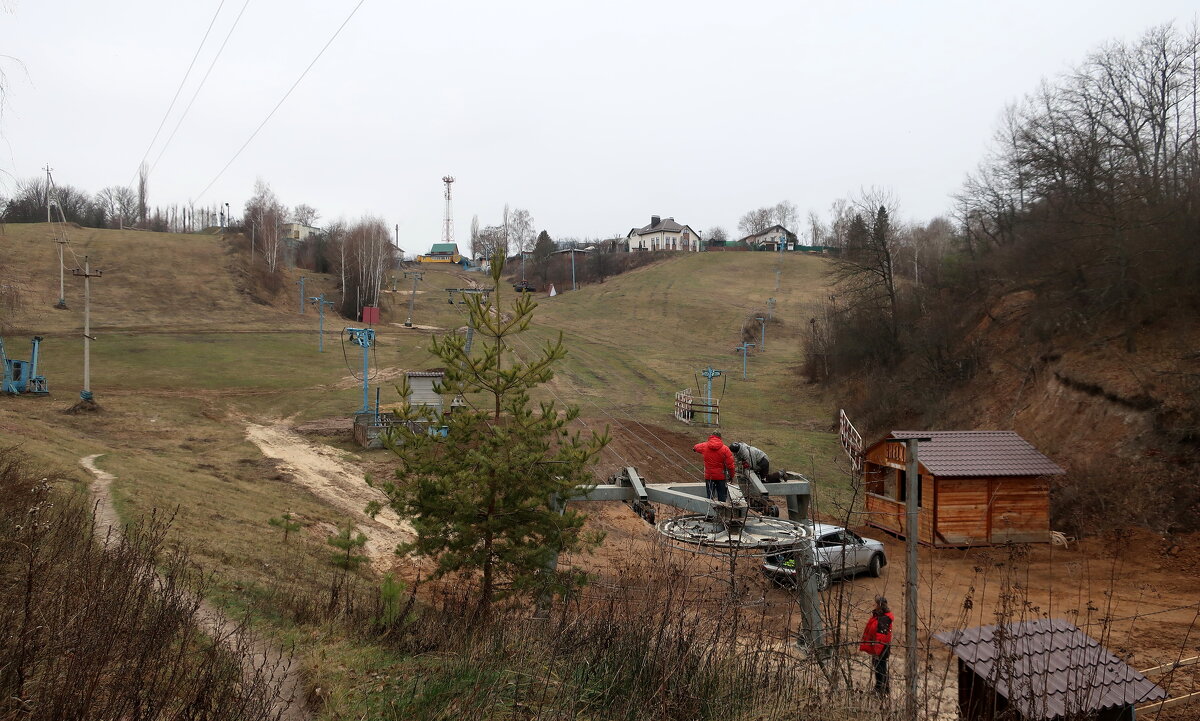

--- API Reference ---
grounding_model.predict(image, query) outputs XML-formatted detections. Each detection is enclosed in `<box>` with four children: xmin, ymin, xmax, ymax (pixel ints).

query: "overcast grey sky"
<box><xmin>2</xmin><ymin>1</ymin><xmax>1196</xmax><ymax>249</ymax></box>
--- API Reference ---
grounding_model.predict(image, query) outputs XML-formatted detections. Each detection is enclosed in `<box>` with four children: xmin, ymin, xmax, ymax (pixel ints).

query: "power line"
<box><xmin>128</xmin><ymin>0</ymin><xmax>229</xmax><ymax>187</ymax></box>
<box><xmin>149</xmin><ymin>0</ymin><xmax>253</xmax><ymax>176</ymax></box>
<box><xmin>192</xmin><ymin>0</ymin><xmax>368</xmax><ymax>202</ymax></box>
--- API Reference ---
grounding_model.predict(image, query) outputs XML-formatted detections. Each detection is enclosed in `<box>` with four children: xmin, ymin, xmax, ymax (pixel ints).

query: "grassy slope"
<box><xmin>527</xmin><ymin>251</ymin><xmax>845</xmax><ymax>494</ymax></box>
<box><xmin>0</xmin><ymin>225</ymin><xmax>845</xmax><ymax>718</ymax></box>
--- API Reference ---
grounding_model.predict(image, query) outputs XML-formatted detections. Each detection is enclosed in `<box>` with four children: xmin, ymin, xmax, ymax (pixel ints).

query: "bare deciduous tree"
<box><xmin>830</xmin><ymin>188</ymin><xmax>903</xmax><ymax>342</ymax></box>
<box><xmin>292</xmin><ymin>203</ymin><xmax>320</xmax><ymax>227</ymax></box>
<box><xmin>244</xmin><ymin>179</ymin><xmax>286</xmax><ymax>272</ymax></box>
<box><xmin>507</xmin><ymin>207</ymin><xmax>535</xmax><ymax>253</ymax></box>
<box><xmin>737</xmin><ymin>207</ymin><xmax>773</xmax><ymax>237</ymax></box>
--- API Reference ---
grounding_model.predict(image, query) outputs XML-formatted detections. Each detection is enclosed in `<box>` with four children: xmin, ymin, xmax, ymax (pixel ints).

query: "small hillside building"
<box><xmin>281</xmin><ymin>222</ymin><xmax>321</xmax><ymax>242</ymax></box>
<box><xmin>934</xmin><ymin>619</ymin><xmax>1166</xmax><ymax>721</ymax></box>
<box><xmin>863</xmin><ymin>431</ymin><xmax>1065</xmax><ymax>547</ymax></box>
<box><xmin>419</xmin><ymin>243</ymin><xmax>462</xmax><ymax>263</ymax></box>
<box><xmin>627</xmin><ymin>215</ymin><xmax>702</xmax><ymax>252</ymax></box>
<box><xmin>739</xmin><ymin>224</ymin><xmax>799</xmax><ymax>251</ymax></box>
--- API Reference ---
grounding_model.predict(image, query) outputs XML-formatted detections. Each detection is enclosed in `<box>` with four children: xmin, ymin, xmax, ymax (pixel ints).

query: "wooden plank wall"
<box><xmin>937</xmin><ymin>478</ymin><xmax>990</xmax><ymax>545</ymax></box>
<box><xmin>988</xmin><ymin>478</ymin><xmax>1051</xmax><ymax>543</ymax></box>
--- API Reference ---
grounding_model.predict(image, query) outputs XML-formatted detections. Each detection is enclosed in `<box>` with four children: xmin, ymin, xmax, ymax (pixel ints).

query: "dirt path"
<box><xmin>245</xmin><ymin>423</ymin><xmax>415</xmax><ymax>570</ymax></box>
<box><xmin>81</xmin><ymin>454</ymin><xmax>312</xmax><ymax>721</ymax></box>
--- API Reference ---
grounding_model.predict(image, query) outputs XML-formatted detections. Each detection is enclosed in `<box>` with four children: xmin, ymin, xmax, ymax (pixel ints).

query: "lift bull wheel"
<box><xmin>563</xmin><ymin>466</ymin><xmax>827</xmax><ymax>650</ymax></box>
<box><xmin>657</xmin><ymin>513</ymin><xmax>807</xmax><ymax>556</ymax></box>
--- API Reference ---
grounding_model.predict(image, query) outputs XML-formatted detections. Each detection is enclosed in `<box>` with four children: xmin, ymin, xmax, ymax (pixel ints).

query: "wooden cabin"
<box><xmin>862</xmin><ymin>431</ymin><xmax>1065</xmax><ymax>547</ymax></box>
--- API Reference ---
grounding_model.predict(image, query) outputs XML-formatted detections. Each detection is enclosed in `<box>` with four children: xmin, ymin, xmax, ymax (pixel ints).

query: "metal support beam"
<box><xmin>625</xmin><ymin>466</ymin><xmax>648</xmax><ymax>499</ymax></box>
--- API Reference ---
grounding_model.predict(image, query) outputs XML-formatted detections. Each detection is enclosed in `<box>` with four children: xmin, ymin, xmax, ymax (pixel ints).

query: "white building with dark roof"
<box><xmin>626</xmin><ymin>215</ymin><xmax>701</xmax><ymax>252</ymax></box>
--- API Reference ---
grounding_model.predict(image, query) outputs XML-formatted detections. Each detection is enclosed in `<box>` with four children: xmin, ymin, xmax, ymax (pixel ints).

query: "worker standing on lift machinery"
<box><xmin>692</xmin><ymin>430</ymin><xmax>735</xmax><ymax>502</ymax></box>
<box><xmin>729</xmin><ymin>442</ymin><xmax>781</xmax><ymax>482</ymax></box>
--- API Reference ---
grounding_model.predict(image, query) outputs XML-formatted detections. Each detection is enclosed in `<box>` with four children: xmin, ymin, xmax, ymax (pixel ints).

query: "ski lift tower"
<box><xmin>563</xmin><ymin>468</ymin><xmax>826</xmax><ymax>650</ymax></box>
<box><xmin>345</xmin><ymin>327</ymin><xmax>375</xmax><ymax>416</ymax></box>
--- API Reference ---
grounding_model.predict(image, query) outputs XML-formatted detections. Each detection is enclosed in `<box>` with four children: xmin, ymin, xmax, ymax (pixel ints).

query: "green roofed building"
<box><xmin>419</xmin><ymin>243</ymin><xmax>462</xmax><ymax>264</ymax></box>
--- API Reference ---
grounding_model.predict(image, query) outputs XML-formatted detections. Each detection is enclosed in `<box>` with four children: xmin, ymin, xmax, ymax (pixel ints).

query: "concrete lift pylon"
<box><xmin>559</xmin><ymin>466</ymin><xmax>826</xmax><ymax>651</ymax></box>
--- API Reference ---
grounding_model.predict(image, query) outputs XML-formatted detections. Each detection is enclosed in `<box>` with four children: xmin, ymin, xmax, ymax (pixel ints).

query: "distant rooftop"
<box><xmin>629</xmin><ymin>215</ymin><xmax>695</xmax><ymax>236</ymax></box>
<box><xmin>883</xmin><ymin>430</ymin><xmax>1065</xmax><ymax>477</ymax></box>
<box><xmin>428</xmin><ymin>243</ymin><xmax>459</xmax><ymax>254</ymax></box>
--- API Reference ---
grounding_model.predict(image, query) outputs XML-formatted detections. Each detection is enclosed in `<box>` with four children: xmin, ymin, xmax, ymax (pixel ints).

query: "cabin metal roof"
<box><xmin>934</xmin><ymin>618</ymin><xmax>1166</xmax><ymax>719</ymax></box>
<box><xmin>882</xmin><ymin>430</ymin><xmax>1066</xmax><ymax>477</ymax></box>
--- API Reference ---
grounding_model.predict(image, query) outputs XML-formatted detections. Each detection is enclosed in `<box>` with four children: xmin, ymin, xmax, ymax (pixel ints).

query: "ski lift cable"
<box><xmin>507</xmin><ymin>331</ymin><xmax>688</xmax><ymax>477</ymax></box>
<box><xmin>503</xmin><ymin>336</ymin><xmax>636</xmax><ymax>469</ymax></box>
<box><xmin>338</xmin><ymin>326</ymin><xmax>379</xmax><ymax>382</ymax></box>
<box><xmin>507</xmin><ymin>331</ymin><xmax>701</xmax><ymax>481</ymax></box>
<box><xmin>445</xmin><ymin>298</ymin><xmax>632</xmax><ymax>470</ymax></box>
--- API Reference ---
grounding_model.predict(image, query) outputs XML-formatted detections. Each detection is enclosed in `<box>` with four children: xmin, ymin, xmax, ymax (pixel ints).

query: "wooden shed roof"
<box><xmin>934</xmin><ymin>618</ymin><xmax>1166</xmax><ymax>719</ymax></box>
<box><xmin>878</xmin><ymin>431</ymin><xmax>1066</xmax><ymax>477</ymax></box>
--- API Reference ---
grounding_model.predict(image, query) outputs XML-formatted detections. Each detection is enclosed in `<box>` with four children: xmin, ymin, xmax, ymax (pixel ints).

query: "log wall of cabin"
<box><xmin>863</xmin><ymin>459</ymin><xmax>935</xmax><ymax>545</ymax></box>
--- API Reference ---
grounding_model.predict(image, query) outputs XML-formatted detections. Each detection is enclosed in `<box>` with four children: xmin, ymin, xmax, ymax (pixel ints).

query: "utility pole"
<box><xmin>308</xmin><ymin>294</ymin><xmax>335</xmax><ymax>352</ymax></box>
<box><xmin>571</xmin><ymin>249</ymin><xmax>577</xmax><ymax>291</ymax></box>
<box><xmin>775</xmin><ymin>267</ymin><xmax>781</xmax><ymax>291</ymax></box>
<box><xmin>699</xmin><ymin>366</ymin><xmax>722</xmax><ymax>425</ymax></box>
<box><xmin>402</xmin><ymin>271</ymin><xmax>423</xmax><ymax>328</ymax></box>
<box><xmin>72</xmin><ymin>256</ymin><xmax>102</xmax><ymax>402</ymax></box>
<box><xmin>297</xmin><ymin>275</ymin><xmax>305</xmax><ymax>314</ymax></box>
<box><xmin>886</xmin><ymin>435</ymin><xmax>930</xmax><ymax>720</ymax></box>
<box><xmin>756</xmin><ymin>316</ymin><xmax>766</xmax><ymax>351</ymax></box>
<box><xmin>734</xmin><ymin>342</ymin><xmax>755</xmax><ymax>379</ymax></box>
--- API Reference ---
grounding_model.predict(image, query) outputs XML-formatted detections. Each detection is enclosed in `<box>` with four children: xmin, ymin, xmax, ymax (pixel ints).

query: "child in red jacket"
<box><xmin>860</xmin><ymin>595</ymin><xmax>894</xmax><ymax>694</ymax></box>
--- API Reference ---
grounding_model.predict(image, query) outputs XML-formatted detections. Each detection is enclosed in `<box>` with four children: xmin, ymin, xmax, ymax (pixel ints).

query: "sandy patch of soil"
<box><xmin>245</xmin><ymin>423</ymin><xmax>416</xmax><ymax>572</ymax></box>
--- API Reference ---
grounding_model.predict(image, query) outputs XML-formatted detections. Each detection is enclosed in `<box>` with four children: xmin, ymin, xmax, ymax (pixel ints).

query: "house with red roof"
<box><xmin>862</xmin><ymin>431</ymin><xmax>1066</xmax><ymax>547</ymax></box>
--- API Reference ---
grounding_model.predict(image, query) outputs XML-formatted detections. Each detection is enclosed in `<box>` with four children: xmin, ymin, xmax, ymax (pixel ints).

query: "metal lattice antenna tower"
<box><xmin>441</xmin><ymin>175</ymin><xmax>455</xmax><ymax>244</ymax></box>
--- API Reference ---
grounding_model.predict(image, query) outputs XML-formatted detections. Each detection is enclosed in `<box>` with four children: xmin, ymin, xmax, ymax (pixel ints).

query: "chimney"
<box><xmin>650</xmin><ymin>215</ymin><xmax>660</xmax><ymax>227</ymax></box>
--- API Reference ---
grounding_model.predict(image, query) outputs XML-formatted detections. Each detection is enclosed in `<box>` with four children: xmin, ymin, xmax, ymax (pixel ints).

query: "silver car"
<box><xmin>762</xmin><ymin>522</ymin><xmax>887</xmax><ymax>591</ymax></box>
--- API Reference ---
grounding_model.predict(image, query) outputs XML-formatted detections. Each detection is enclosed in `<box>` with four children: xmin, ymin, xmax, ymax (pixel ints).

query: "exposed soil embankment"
<box><xmin>245</xmin><ymin>423</ymin><xmax>416</xmax><ymax>572</ymax></box>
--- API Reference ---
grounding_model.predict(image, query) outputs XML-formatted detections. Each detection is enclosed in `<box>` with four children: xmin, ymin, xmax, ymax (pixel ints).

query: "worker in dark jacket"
<box><xmin>729</xmin><ymin>442</ymin><xmax>773</xmax><ymax>482</ymax></box>
<box><xmin>692</xmin><ymin>431</ymin><xmax>735</xmax><ymax>502</ymax></box>
<box><xmin>860</xmin><ymin>595</ymin><xmax>894</xmax><ymax>694</ymax></box>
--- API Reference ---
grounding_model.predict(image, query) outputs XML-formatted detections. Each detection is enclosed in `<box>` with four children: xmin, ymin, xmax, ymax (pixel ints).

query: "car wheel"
<box><xmin>813</xmin><ymin>566</ymin><xmax>832</xmax><ymax>592</ymax></box>
<box><xmin>867</xmin><ymin>553</ymin><xmax>884</xmax><ymax>578</ymax></box>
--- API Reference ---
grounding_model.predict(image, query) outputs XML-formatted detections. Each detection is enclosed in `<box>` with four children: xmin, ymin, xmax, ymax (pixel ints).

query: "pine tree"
<box><xmin>268</xmin><ymin>511</ymin><xmax>302</xmax><ymax>542</ymax></box>
<box><xmin>380</xmin><ymin>251</ymin><xmax>609</xmax><ymax>614</ymax></box>
<box><xmin>532</xmin><ymin>230</ymin><xmax>556</xmax><ymax>285</ymax></box>
<box><xmin>327</xmin><ymin>522</ymin><xmax>369</xmax><ymax>570</ymax></box>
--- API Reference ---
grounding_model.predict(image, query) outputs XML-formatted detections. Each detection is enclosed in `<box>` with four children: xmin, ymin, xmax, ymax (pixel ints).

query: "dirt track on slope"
<box><xmin>245</xmin><ymin>423</ymin><xmax>416</xmax><ymax>572</ymax></box>
<box><xmin>82</xmin><ymin>454</ymin><xmax>312</xmax><ymax>721</ymax></box>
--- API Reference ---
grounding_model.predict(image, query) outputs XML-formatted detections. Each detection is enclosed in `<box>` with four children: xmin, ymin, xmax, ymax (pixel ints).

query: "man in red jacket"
<box><xmin>692</xmin><ymin>431</ymin><xmax>735</xmax><ymax>502</ymax></box>
<box><xmin>860</xmin><ymin>595</ymin><xmax>894</xmax><ymax>694</ymax></box>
